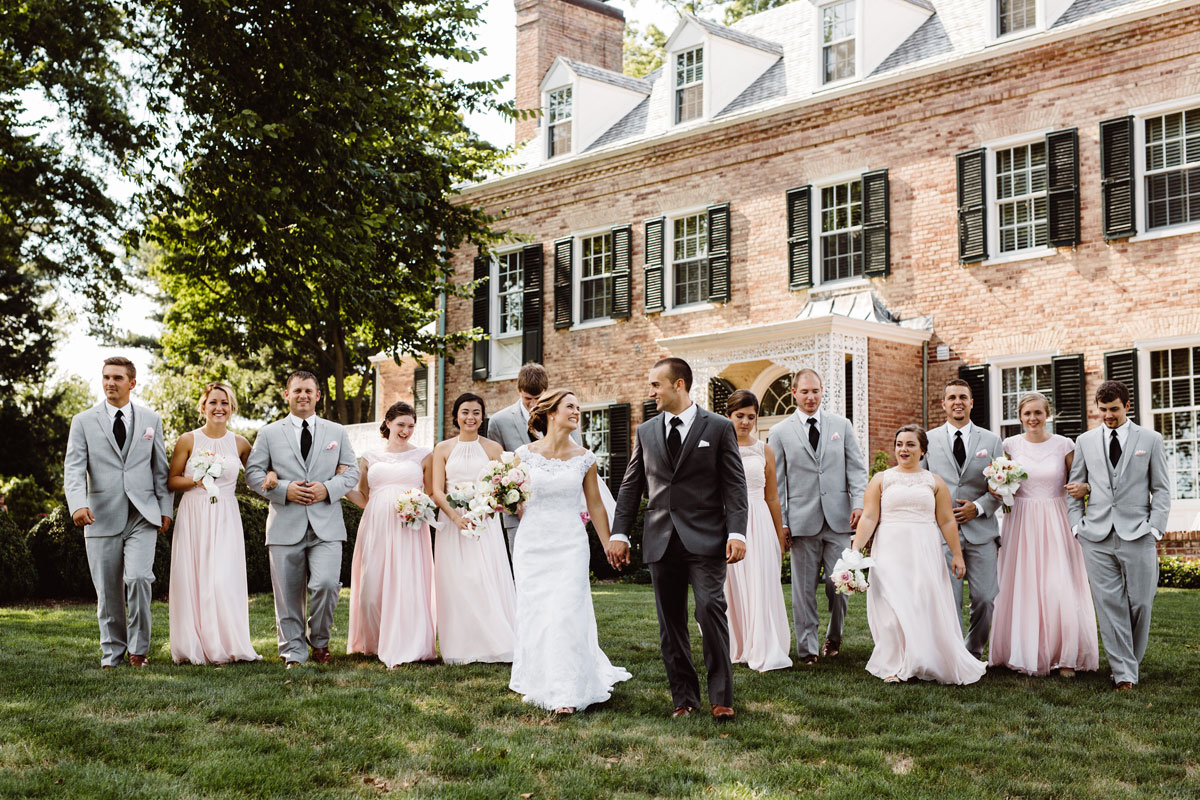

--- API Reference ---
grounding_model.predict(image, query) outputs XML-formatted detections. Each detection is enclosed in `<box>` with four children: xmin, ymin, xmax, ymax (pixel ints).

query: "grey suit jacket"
<box><xmin>245</xmin><ymin>417</ymin><xmax>360</xmax><ymax>546</ymax></box>
<box><xmin>771</xmin><ymin>411</ymin><xmax>867</xmax><ymax>536</ymax></box>
<box><xmin>63</xmin><ymin>402</ymin><xmax>173</xmax><ymax>538</ymax></box>
<box><xmin>1067</xmin><ymin>422</ymin><xmax>1171</xmax><ymax>542</ymax></box>
<box><xmin>921</xmin><ymin>423</ymin><xmax>1003</xmax><ymax>546</ymax></box>
<box><xmin>612</xmin><ymin>407</ymin><xmax>748</xmax><ymax>563</ymax></box>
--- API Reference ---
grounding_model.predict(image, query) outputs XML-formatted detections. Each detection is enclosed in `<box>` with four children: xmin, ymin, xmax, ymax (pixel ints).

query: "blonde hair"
<box><xmin>1017</xmin><ymin>391</ymin><xmax>1053</xmax><ymax>418</ymax></box>
<box><xmin>528</xmin><ymin>388</ymin><xmax>575</xmax><ymax>437</ymax></box>
<box><xmin>197</xmin><ymin>382</ymin><xmax>239</xmax><ymax>419</ymax></box>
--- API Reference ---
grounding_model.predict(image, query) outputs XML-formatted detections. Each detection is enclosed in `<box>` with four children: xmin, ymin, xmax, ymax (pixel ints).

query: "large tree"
<box><xmin>142</xmin><ymin>0</ymin><xmax>513</xmax><ymax>424</ymax></box>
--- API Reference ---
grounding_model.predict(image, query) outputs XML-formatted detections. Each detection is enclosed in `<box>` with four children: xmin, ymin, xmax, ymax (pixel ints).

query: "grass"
<box><xmin>1</xmin><ymin>586</ymin><xmax>1198</xmax><ymax>799</ymax></box>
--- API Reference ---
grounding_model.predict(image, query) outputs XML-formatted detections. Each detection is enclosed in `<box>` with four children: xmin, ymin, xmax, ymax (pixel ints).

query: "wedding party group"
<box><xmin>64</xmin><ymin>353</ymin><xmax>1171</xmax><ymax>721</ymax></box>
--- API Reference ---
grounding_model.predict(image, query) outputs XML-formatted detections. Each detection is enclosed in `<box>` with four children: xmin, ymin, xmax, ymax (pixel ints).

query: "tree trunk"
<box><xmin>331</xmin><ymin>305</ymin><xmax>349</xmax><ymax>424</ymax></box>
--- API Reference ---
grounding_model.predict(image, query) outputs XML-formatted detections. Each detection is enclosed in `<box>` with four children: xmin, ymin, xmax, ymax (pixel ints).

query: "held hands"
<box><xmin>950</xmin><ymin>553</ymin><xmax>966</xmax><ymax>579</ymax></box>
<box><xmin>1064</xmin><ymin>481</ymin><xmax>1090</xmax><ymax>499</ymax></box>
<box><xmin>72</xmin><ymin>508</ymin><xmax>95</xmax><ymax>527</ymax></box>
<box><xmin>726</xmin><ymin>538</ymin><xmax>746</xmax><ymax>565</ymax></box>
<box><xmin>849</xmin><ymin>509</ymin><xmax>863</xmax><ymax>530</ymax></box>
<box><xmin>158</xmin><ymin>516</ymin><xmax>172</xmax><ymax>535</ymax></box>
<box><xmin>605</xmin><ymin>539</ymin><xmax>631</xmax><ymax>570</ymax></box>
<box><xmin>953</xmin><ymin>499</ymin><xmax>979</xmax><ymax>524</ymax></box>
<box><xmin>266</xmin><ymin>464</ymin><xmax>346</xmax><ymax>492</ymax></box>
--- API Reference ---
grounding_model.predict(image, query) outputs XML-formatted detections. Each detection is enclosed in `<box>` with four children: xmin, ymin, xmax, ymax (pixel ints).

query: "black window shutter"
<box><xmin>611</xmin><ymin>225</ymin><xmax>633</xmax><ymax>320</ymax></box>
<box><xmin>522</xmin><ymin>243</ymin><xmax>544</xmax><ymax>364</ymax></box>
<box><xmin>956</xmin><ymin>149</ymin><xmax>988</xmax><ymax>263</ymax></box>
<box><xmin>862</xmin><ymin>169</ymin><xmax>890</xmax><ymax>277</ymax></box>
<box><xmin>413</xmin><ymin>364</ymin><xmax>429</xmax><ymax>416</ymax></box>
<box><xmin>644</xmin><ymin>217</ymin><xmax>665</xmax><ymax>312</ymax></box>
<box><xmin>708</xmin><ymin>377</ymin><xmax>735</xmax><ymax>414</ymax></box>
<box><xmin>472</xmin><ymin>254</ymin><xmax>490</xmax><ymax>381</ymax></box>
<box><xmin>786</xmin><ymin>185</ymin><xmax>812</xmax><ymax>290</ymax></box>
<box><xmin>957</xmin><ymin>363</ymin><xmax>991</xmax><ymax>430</ymax></box>
<box><xmin>1046</xmin><ymin>129</ymin><xmax>1080</xmax><ymax>247</ymax></box>
<box><xmin>642</xmin><ymin>398</ymin><xmax>660</xmax><ymax>422</ymax></box>
<box><xmin>706</xmin><ymin>203</ymin><xmax>731</xmax><ymax>303</ymax></box>
<box><xmin>1100</xmin><ymin>116</ymin><xmax>1136</xmax><ymax>240</ymax></box>
<box><xmin>607</xmin><ymin>402</ymin><xmax>631</xmax><ymax>494</ymax></box>
<box><xmin>1050</xmin><ymin>353</ymin><xmax>1086</xmax><ymax>439</ymax></box>
<box><xmin>553</xmin><ymin>237</ymin><xmax>573</xmax><ymax>330</ymax></box>
<box><xmin>1104</xmin><ymin>348</ymin><xmax>1140</xmax><ymax>422</ymax></box>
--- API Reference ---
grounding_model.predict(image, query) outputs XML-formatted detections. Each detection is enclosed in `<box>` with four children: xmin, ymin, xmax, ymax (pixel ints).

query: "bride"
<box><xmin>509</xmin><ymin>388</ymin><xmax>631</xmax><ymax>714</ymax></box>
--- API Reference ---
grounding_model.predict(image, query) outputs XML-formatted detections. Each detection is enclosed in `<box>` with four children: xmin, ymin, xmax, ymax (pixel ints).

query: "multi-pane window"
<box><xmin>580</xmin><ymin>233</ymin><xmax>613</xmax><ymax>322</ymax></box>
<box><xmin>1000</xmin><ymin>363</ymin><xmax>1054</xmax><ymax>439</ymax></box>
<box><xmin>997</xmin><ymin>0</ymin><xmax>1037</xmax><ymax>36</ymax></box>
<box><xmin>672</xmin><ymin>213</ymin><xmax>708</xmax><ymax>307</ymax></box>
<box><xmin>547</xmin><ymin>87</ymin><xmax>572</xmax><ymax>158</ymax></box>
<box><xmin>675</xmin><ymin>47</ymin><xmax>703</xmax><ymax>124</ymax></box>
<box><xmin>760</xmin><ymin>375</ymin><xmax>798</xmax><ymax>418</ymax></box>
<box><xmin>581</xmin><ymin>408</ymin><xmax>611</xmax><ymax>482</ymax></box>
<box><xmin>821</xmin><ymin>1</ymin><xmax>856</xmax><ymax>84</ymax></box>
<box><xmin>1144</xmin><ymin>107</ymin><xmax>1200</xmax><ymax>230</ymax></box>
<box><xmin>491</xmin><ymin>251</ymin><xmax>523</xmax><ymax>378</ymax></box>
<box><xmin>996</xmin><ymin>142</ymin><xmax>1048</xmax><ymax>252</ymax></box>
<box><xmin>820</xmin><ymin>180</ymin><xmax>863</xmax><ymax>282</ymax></box>
<box><xmin>1151</xmin><ymin>347</ymin><xmax>1200</xmax><ymax>499</ymax></box>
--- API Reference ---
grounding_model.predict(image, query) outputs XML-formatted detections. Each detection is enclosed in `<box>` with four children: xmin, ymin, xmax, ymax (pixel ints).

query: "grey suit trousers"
<box><xmin>268</xmin><ymin>526</ymin><xmax>342</xmax><ymax>662</ymax></box>
<box><xmin>790</xmin><ymin>522</ymin><xmax>850</xmax><ymax>658</ymax></box>
<box><xmin>84</xmin><ymin>504</ymin><xmax>158</xmax><ymax>666</ymax></box>
<box><xmin>1080</xmin><ymin>531</ymin><xmax>1157</xmax><ymax>684</ymax></box>
<box><xmin>942</xmin><ymin>538</ymin><xmax>999</xmax><ymax>659</ymax></box>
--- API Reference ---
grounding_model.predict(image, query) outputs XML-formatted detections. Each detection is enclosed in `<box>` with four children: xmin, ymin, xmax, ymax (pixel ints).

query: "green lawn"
<box><xmin>1</xmin><ymin>586</ymin><xmax>1198</xmax><ymax>799</ymax></box>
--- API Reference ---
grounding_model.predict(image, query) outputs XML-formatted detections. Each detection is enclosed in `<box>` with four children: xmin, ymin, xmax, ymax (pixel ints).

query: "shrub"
<box><xmin>1159</xmin><ymin>555</ymin><xmax>1200</xmax><ymax>589</ymax></box>
<box><xmin>0</xmin><ymin>510</ymin><xmax>36</xmax><ymax>602</ymax></box>
<box><xmin>27</xmin><ymin>506</ymin><xmax>94</xmax><ymax>598</ymax></box>
<box><xmin>869</xmin><ymin>449</ymin><xmax>891</xmax><ymax>478</ymax></box>
<box><xmin>0</xmin><ymin>475</ymin><xmax>56</xmax><ymax>533</ymax></box>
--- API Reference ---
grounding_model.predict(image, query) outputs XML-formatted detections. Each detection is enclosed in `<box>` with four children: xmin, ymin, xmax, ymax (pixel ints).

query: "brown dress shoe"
<box><xmin>671</xmin><ymin>706</ymin><xmax>697</xmax><ymax>718</ymax></box>
<box><xmin>822</xmin><ymin>640</ymin><xmax>840</xmax><ymax>658</ymax></box>
<box><xmin>711</xmin><ymin>705</ymin><xmax>735</xmax><ymax>721</ymax></box>
<box><xmin>1114</xmin><ymin>681</ymin><xmax>1135</xmax><ymax>691</ymax></box>
<box><xmin>127</xmin><ymin>653</ymin><xmax>148</xmax><ymax>668</ymax></box>
<box><xmin>311</xmin><ymin>647</ymin><xmax>332</xmax><ymax>665</ymax></box>
<box><xmin>801</xmin><ymin>655</ymin><xmax>819</xmax><ymax>665</ymax></box>
<box><xmin>285</xmin><ymin>660</ymin><xmax>302</xmax><ymax>669</ymax></box>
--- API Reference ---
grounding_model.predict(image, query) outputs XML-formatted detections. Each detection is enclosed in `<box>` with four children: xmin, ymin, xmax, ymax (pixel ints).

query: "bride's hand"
<box><xmin>951</xmin><ymin>553</ymin><xmax>966</xmax><ymax>579</ymax></box>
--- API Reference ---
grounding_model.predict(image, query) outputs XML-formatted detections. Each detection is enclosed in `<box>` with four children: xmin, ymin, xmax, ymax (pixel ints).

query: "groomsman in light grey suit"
<box><xmin>923</xmin><ymin>378</ymin><xmax>1004</xmax><ymax>660</ymax></box>
<box><xmin>64</xmin><ymin>357</ymin><xmax>173</xmax><ymax>668</ymax></box>
<box><xmin>771</xmin><ymin>369</ymin><xmax>867</xmax><ymax>664</ymax></box>
<box><xmin>246</xmin><ymin>371</ymin><xmax>359</xmax><ymax>667</ymax></box>
<box><xmin>1067</xmin><ymin>379</ymin><xmax>1170</xmax><ymax>690</ymax></box>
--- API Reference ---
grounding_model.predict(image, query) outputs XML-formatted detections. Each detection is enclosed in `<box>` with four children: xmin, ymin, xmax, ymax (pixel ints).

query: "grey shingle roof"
<box><xmin>563</xmin><ymin>58</ymin><xmax>653</xmax><ymax>94</ymax></box>
<box><xmin>1054</xmin><ymin>0</ymin><xmax>1140</xmax><ymax>27</ymax></box>
<box><xmin>871</xmin><ymin>13</ymin><xmax>953</xmax><ymax>75</ymax></box>
<box><xmin>684</xmin><ymin>13</ymin><xmax>785</xmax><ymax>56</ymax></box>
<box><xmin>586</xmin><ymin>96</ymin><xmax>651</xmax><ymax>152</ymax></box>
<box><xmin>717</xmin><ymin>59</ymin><xmax>787</xmax><ymax>117</ymax></box>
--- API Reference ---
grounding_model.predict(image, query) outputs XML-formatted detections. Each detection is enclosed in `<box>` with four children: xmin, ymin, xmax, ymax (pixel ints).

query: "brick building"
<box><xmin>375</xmin><ymin>0</ymin><xmax>1200</xmax><ymax>539</ymax></box>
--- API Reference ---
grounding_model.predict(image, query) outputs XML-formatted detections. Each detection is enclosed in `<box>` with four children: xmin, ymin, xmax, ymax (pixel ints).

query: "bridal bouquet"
<box><xmin>188</xmin><ymin>449</ymin><xmax>230</xmax><ymax>503</ymax></box>
<box><xmin>831</xmin><ymin>548</ymin><xmax>875</xmax><ymax>595</ymax></box>
<box><xmin>393</xmin><ymin>489</ymin><xmax>437</xmax><ymax>529</ymax></box>
<box><xmin>477</xmin><ymin>453</ymin><xmax>532</xmax><ymax>516</ymax></box>
<box><xmin>983</xmin><ymin>456</ymin><xmax>1027</xmax><ymax>513</ymax></box>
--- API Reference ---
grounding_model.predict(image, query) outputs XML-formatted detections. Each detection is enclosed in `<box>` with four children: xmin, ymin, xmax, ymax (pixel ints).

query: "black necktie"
<box><xmin>953</xmin><ymin>430</ymin><xmax>966</xmax><ymax>468</ymax></box>
<box><xmin>667</xmin><ymin>417</ymin><xmax>683</xmax><ymax>464</ymax></box>
<box><xmin>113</xmin><ymin>409</ymin><xmax>126</xmax><ymax>450</ymax></box>
<box><xmin>1109</xmin><ymin>429</ymin><xmax>1121</xmax><ymax>467</ymax></box>
<box><xmin>807</xmin><ymin>417</ymin><xmax>819</xmax><ymax>450</ymax></box>
<box><xmin>301</xmin><ymin>419</ymin><xmax>312</xmax><ymax>461</ymax></box>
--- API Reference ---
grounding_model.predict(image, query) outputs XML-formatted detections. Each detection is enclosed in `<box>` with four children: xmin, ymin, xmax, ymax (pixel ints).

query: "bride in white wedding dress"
<box><xmin>509</xmin><ymin>389</ymin><xmax>631</xmax><ymax>715</ymax></box>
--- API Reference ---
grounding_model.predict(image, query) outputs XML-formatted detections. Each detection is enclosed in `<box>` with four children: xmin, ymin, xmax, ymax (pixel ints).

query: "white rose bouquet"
<box><xmin>831</xmin><ymin>548</ymin><xmax>876</xmax><ymax>595</ymax></box>
<box><xmin>393</xmin><ymin>488</ymin><xmax>437</xmax><ymax>529</ymax></box>
<box><xmin>477</xmin><ymin>454</ymin><xmax>532</xmax><ymax>516</ymax></box>
<box><xmin>188</xmin><ymin>449</ymin><xmax>230</xmax><ymax>503</ymax></box>
<box><xmin>983</xmin><ymin>456</ymin><xmax>1028</xmax><ymax>513</ymax></box>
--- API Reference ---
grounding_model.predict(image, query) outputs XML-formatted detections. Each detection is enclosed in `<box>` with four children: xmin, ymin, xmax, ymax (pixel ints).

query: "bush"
<box><xmin>0</xmin><ymin>510</ymin><xmax>36</xmax><ymax>602</ymax></box>
<box><xmin>1159</xmin><ymin>555</ymin><xmax>1200</xmax><ymax>588</ymax></box>
<box><xmin>27</xmin><ymin>506</ymin><xmax>94</xmax><ymax>599</ymax></box>
<box><xmin>869</xmin><ymin>449</ymin><xmax>891</xmax><ymax>478</ymax></box>
<box><xmin>0</xmin><ymin>475</ymin><xmax>56</xmax><ymax>533</ymax></box>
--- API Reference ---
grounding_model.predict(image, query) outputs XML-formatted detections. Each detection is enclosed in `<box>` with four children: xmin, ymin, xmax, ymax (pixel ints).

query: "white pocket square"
<box><xmin>831</xmin><ymin>432</ymin><xmax>841</xmax><ymax>441</ymax></box>
<box><xmin>975</xmin><ymin>449</ymin><xmax>988</xmax><ymax>458</ymax></box>
<box><xmin>697</xmin><ymin>440</ymin><xmax>711</xmax><ymax>448</ymax></box>
<box><xmin>1135</xmin><ymin>450</ymin><xmax>1147</xmax><ymax>456</ymax></box>
<box><xmin>142</xmin><ymin>427</ymin><xmax>155</xmax><ymax>441</ymax></box>
<box><xmin>326</xmin><ymin>441</ymin><xmax>339</xmax><ymax>451</ymax></box>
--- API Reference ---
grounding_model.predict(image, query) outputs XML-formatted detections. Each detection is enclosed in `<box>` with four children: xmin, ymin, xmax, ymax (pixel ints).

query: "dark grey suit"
<box><xmin>612</xmin><ymin>406</ymin><xmax>748</xmax><ymax>709</ymax></box>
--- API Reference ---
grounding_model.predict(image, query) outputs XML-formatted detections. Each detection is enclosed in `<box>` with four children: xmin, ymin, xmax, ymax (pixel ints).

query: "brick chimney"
<box><xmin>514</xmin><ymin>0</ymin><xmax>625</xmax><ymax>146</ymax></box>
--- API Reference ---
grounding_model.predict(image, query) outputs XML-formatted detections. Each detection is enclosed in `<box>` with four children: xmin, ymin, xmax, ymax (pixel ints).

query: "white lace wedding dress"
<box><xmin>508</xmin><ymin>445</ymin><xmax>631</xmax><ymax>711</ymax></box>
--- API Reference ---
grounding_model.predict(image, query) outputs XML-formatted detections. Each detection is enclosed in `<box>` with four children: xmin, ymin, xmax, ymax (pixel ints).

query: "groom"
<box><xmin>1067</xmin><ymin>379</ymin><xmax>1170</xmax><ymax>689</ymax></box>
<box><xmin>609</xmin><ymin>357</ymin><xmax>747</xmax><ymax>721</ymax></box>
<box><xmin>246</xmin><ymin>370</ymin><xmax>359</xmax><ymax>667</ymax></box>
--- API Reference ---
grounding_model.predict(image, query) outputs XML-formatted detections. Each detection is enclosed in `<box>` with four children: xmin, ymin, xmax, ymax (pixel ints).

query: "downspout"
<box><xmin>921</xmin><ymin>341</ymin><xmax>929</xmax><ymax>429</ymax></box>
<box><xmin>437</xmin><ymin>290</ymin><xmax>447</xmax><ymax>443</ymax></box>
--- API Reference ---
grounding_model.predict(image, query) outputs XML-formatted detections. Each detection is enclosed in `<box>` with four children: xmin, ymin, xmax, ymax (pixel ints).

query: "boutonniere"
<box><xmin>974</xmin><ymin>449</ymin><xmax>988</xmax><ymax>458</ymax></box>
<box><xmin>142</xmin><ymin>427</ymin><xmax>155</xmax><ymax>441</ymax></box>
<box><xmin>830</xmin><ymin>432</ymin><xmax>841</xmax><ymax>441</ymax></box>
<box><xmin>325</xmin><ymin>441</ymin><xmax>338</xmax><ymax>451</ymax></box>
<box><xmin>1135</xmin><ymin>450</ymin><xmax>1147</xmax><ymax>456</ymax></box>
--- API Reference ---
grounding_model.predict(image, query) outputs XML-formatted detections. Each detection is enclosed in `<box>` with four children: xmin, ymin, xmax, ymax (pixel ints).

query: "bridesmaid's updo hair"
<box><xmin>725</xmin><ymin>389</ymin><xmax>759</xmax><ymax>417</ymax></box>
<box><xmin>894</xmin><ymin>424</ymin><xmax>929</xmax><ymax>456</ymax></box>
<box><xmin>451</xmin><ymin>392</ymin><xmax>486</xmax><ymax>430</ymax></box>
<box><xmin>379</xmin><ymin>400</ymin><xmax>417</xmax><ymax>438</ymax></box>
<box><xmin>528</xmin><ymin>388</ymin><xmax>574</xmax><ymax>438</ymax></box>
<box><xmin>197</xmin><ymin>382</ymin><xmax>238</xmax><ymax>419</ymax></box>
<box><xmin>1017</xmin><ymin>391</ymin><xmax>1053</xmax><ymax>418</ymax></box>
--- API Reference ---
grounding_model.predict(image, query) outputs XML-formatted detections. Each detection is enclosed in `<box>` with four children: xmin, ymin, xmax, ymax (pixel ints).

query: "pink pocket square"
<box><xmin>831</xmin><ymin>432</ymin><xmax>841</xmax><ymax>441</ymax></box>
<box><xmin>325</xmin><ymin>441</ymin><xmax>338</xmax><ymax>451</ymax></box>
<box><xmin>1135</xmin><ymin>450</ymin><xmax>1147</xmax><ymax>456</ymax></box>
<box><xmin>975</xmin><ymin>449</ymin><xmax>988</xmax><ymax>458</ymax></box>
<box><xmin>142</xmin><ymin>427</ymin><xmax>154</xmax><ymax>441</ymax></box>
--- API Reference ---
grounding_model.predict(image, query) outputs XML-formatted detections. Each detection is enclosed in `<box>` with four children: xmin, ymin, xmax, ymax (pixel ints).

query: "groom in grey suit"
<box><xmin>246</xmin><ymin>371</ymin><xmax>359</xmax><ymax>666</ymax></box>
<box><xmin>609</xmin><ymin>357</ymin><xmax>747</xmax><ymax>720</ymax></box>
<box><xmin>1068</xmin><ymin>379</ymin><xmax>1170</xmax><ymax>689</ymax></box>
<box><xmin>64</xmin><ymin>357</ymin><xmax>172</xmax><ymax>668</ymax></box>
<box><xmin>922</xmin><ymin>378</ymin><xmax>1003</xmax><ymax>660</ymax></box>
<box><xmin>770</xmin><ymin>368</ymin><xmax>867</xmax><ymax>663</ymax></box>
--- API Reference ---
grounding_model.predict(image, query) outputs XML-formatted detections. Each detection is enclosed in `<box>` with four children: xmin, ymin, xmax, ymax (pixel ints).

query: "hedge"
<box><xmin>0</xmin><ymin>510</ymin><xmax>36</xmax><ymax>602</ymax></box>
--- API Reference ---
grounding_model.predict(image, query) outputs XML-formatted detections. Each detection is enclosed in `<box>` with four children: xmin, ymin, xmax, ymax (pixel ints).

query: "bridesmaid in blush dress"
<box><xmin>989</xmin><ymin>392</ymin><xmax>1099</xmax><ymax>677</ymax></box>
<box><xmin>167</xmin><ymin>382</ymin><xmax>261</xmax><ymax>665</ymax></box>
<box><xmin>430</xmin><ymin>393</ymin><xmax>516</xmax><ymax>664</ymax></box>
<box><xmin>851</xmin><ymin>425</ymin><xmax>986</xmax><ymax>685</ymax></box>
<box><xmin>723</xmin><ymin>390</ymin><xmax>791</xmax><ymax>672</ymax></box>
<box><xmin>343</xmin><ymin>401</ymin><xmax>436</xmax><ymax>667</ymax></box>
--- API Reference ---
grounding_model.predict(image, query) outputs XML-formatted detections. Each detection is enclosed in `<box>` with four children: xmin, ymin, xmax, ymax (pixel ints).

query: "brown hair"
<box><xmin>1096</xmin><ymin>379</ymin><xmax>1130</xmax><ymax>406</ymax></box>
<box><xmin>517</xmin><ymin>363</ymin><xmax>550</xmax><ymax>395</ymax></box>
<box><xmin>286</xmin><ymin>370</ymin><xmax>319</xmax><ymax>389</ymax></box>
<box><xmin>725</xmin><ymin>389</ymin><xmax>759</xmax><ymax>417</ymax></box>
<box><xmin>451</xmin><ymin>393</ymin><xmax>486</xmax><ymax>430</ymax></box>
<box><xmin>943</xmin><ymin>378</ymin><xmax>972</xmax><ymax>398</ymax></box>
<box><xmin>379</xmin><ymin>400</ymin><xmax>416</xmax><ymax>438</ymax></box>
<box><xmin>528</xmin><ymin>388</ymin><xmax>574</xmax><ymax>437</ymax></box>
<box><xmin>791</xmin><ymin>368</ymin><xmax>822</xmax><ymax>388</ymax></box>
<box><xmin>103</xmin><ymin>356</ymin><xmax>136</xmax><ymax>380</ymax></box>
<box><xmin>653</xmin><ymin>357</ymin><xmax>693</xmax><ymax>391</ymax></box>
<box><xmin>1017</xmin><ymin>391</ymin><xmax>1053</xmax><ymax>418</ymax></box>
<box><xmin>197</xmin><ymin>382</ymin><xmax>239</xmax><ymax>419</ymax></box>
<box><xmin>895</xmin><ymin>424</ymin><xmax>929</xmax><ymax>456</ymax></box>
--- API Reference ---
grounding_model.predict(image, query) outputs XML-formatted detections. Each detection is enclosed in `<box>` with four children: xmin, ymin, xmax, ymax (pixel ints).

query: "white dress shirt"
<box><xmin>941</xmin><ymin>420</ymin><xmax>985</xmax><ymax>518</ymax></box>
<box><xmin>104</xmin><ymin>400</ymin><xmax>132</xmax><ymax>421</ymax></box>
<box><xmin>287</xmin><ymin>413</ymin><xmax>320</xmax><ymax>451</ymax></box>
<box><xmin>795</xmin><ymin>407</ymin><xmax>822</xmax><ymax>432</ymax></box>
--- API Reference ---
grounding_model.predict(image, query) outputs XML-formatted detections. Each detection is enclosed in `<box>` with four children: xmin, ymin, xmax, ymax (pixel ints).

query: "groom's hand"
<box><xmin>72</xmin><ymin>508</ymin><xmax>95</xmax><ymax>527</ymax></box>
<box><xmin>849</xmin><ymin>509</ymin><xmax>863</xmax><ymax>530</ymax></box>
<box><xmin>286</xmin><ymin>481</ymin><xmax>315</xmax><ymax>505</ymax></box>
<box><xmin>605</xmin><ymin>540</ymin><xmax>630</xmax><ymax>570</ymax></box>
<box><xmin>953</xmin><ymin>499</ymin><xmax>978</xmax><ymax>524</ymax></box>
<box><xmin>158</xmin><ymin>516</ymin><xmax>172</xmax><ymax>535</ymax></box>
<box><xmin>726</xmin><ymin>539</ymin><xmax>746</xmax><ymax>564</ymax></box>
<box><xmin>309</xmin><ymin>482</ymin><xmax>329</xmax><ymax>503</ymax></box>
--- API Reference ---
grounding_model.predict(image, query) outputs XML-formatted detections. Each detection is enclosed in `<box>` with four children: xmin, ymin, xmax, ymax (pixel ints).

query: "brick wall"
<box><xmin>1157</xmin><ymin>530</ymin><xmax>1200</xmax><ymax>560</ymax></box>
<box><xmin>866</xmin><ymin>338</ymin><xmax>925</xmax><ymax>460</ymax></box>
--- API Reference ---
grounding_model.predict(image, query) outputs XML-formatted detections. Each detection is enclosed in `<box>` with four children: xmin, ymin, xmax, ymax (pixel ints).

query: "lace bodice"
<box><xmin>1003</xmin><ymin>434</ymin><xmax>1074</xmax><ymax>501</ymax></box>
<box><xmin>739</xmin><ymin>439</ymin><xmax>766</xmax><ymax>498</ymax></box>
<box><xmin>364</xmin><ymin>447</ymin><xmax>428</xmax><ymax>493</ymax></box>
<box><xmin>186</xmin><ymin>430</ymin><xmax>240</xmax><ymax>499</ymax></box>
<box><xmin>880</xmin><ymin>469</ymin><xmax>937</xmax><ymax>524</ymax></box>
<box><xmin>516</xmin><ymin>446</ymin><xmax>596</xmax><ymax>514</ymax></box>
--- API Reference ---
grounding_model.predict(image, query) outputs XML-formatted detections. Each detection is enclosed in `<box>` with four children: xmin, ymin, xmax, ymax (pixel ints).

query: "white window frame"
<box><xmin>1136</xmin><ymin>337</ymin><xmax>1200</xmax><ymax>527</ymax></box>
<box><xmin>673</xmin><ymin>46</ymin><xmax>705</xmax><ymax>125</ymax></box>
<box><xmin>816</xmin><ymin>0</ymin><xmax>859</xmax><ymax>88</ymax></box>
<box><xmin>981</xmin><ymin>129</ymin><xmax>1056</xmax><ymax>266</ymax></box>
<box><xmin>580</xmin><ymin>402</ymin><xmax>615</xmax><ymax>482</ymax></box>
<box><xmin>545</xmin><ymin>85</ymin><xmax>573</xmax><ymax>159</ymax></box>
<box><xmin>809</xmin><ymin>168</ymin><xmax>869</xmax><ymax>289</ymax></box>
<box><xmin>571</xmin><ymin>226</ymin><xmax>618</xmax><ymax>330</ymax></box>
<box><xmin>991</xmin><ymin>0</ymin><xmax>1039</xmax><ymax>41</ymax></box>
<box><xmin>1129</xmin><ymin>95</ymin><xmax>1200</xmax><ymax>242</ymax></box>
<box><xmin>664</xmin><ymin>205</ymin><xmax>712</xmax><ymax>314</ymax></box>
<box><xmin>985</xmin><ymin>351</ymin><xmax>1058</xmax><ymax>435</ymax></box>
<box><xmin>489</xmin><ymin>246</ymin><xmax>524</xmax><ymax>381</ymax></box>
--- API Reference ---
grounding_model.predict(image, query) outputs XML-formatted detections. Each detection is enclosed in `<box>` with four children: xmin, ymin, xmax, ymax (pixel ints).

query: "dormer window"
<box><xmin>547</xmin><ymin>86</ymin><xmax>573</xmax><ymax>158</ymax></box>
<box><xmin>997</xmin><ymin>0</ymin><xmax>1036</xmax><ymax>36</ymax></box>
<box><xmin>675</xmin><ymin>47</ymin><xmax>703</xmax><ymax>124</ymax></box>
<box><xmin>821</xmin><ymin>0</ymin><xmax>856</xmax><ymax>84</ymax></box>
